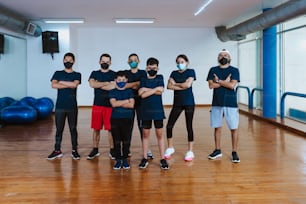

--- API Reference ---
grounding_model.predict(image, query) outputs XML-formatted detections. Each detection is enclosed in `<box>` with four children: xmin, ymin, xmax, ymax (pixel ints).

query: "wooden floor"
<box><xmin>0</xmin><ymin>107</ymin><xmax>306</xmax><ymax>204</ymax></box>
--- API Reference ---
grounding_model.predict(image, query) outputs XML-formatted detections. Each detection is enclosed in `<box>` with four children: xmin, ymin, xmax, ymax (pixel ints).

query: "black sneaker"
<box><xmin>109</xmin><ymin>149</ymin><xmax>115</xmax><ymax>160</ymax></box>
<box><xmin>138</xmin><ymin>158</ymin><xmax>149</xmax><ymax>169</ymax></box>
<box><xmin>47</xmin><ymin>150</ymin><xmax>63</xmax><ymax>160</ymax></box>
<box><xmin>122</xmin><ymin>159</ymin><xmax>130</xmax><ymax>169</ymax></box>
<box><xmin>113</xmin><ymin>160</ymin><xmax>122</xmax><ymax>170</ymax></box>
<box><xmin>87</xmin><ymin>148</ymin><xmax>100</xmax><ymax>160</ymax></box>
<box><xmin>208</xmin><ymin>149</ymin><xmax>222</xmax><ymax>160</ymax></box>
<box><xmin>71</xmin><ymin>150</ymin><xmax>80</xmax><ymax>160</ymax></box>
<box><xmin>160</xmin><ymin>159</ymin><xmax>169</xmax><ymax>170</ymax></box>
<box><xmin>147</xmin><ymin>150</ymin><xmax>154</xmax><ymax>160</ymax></box>
<box><xmin>232</xmin><ymin>151</ymin><xmax>240</xmax><ymax>163</ymax></box>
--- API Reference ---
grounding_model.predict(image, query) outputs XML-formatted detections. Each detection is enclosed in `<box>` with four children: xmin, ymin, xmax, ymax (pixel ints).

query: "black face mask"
<box><xmin>101</xmin><ymin>63</ymin><xmax>109</xmax><ymax>70</ymax></box>
<box><xmin>147</xmin><ymin>70</ymin><xmax>157</xmax><ymax>77</ymax></box>
<box><xmin>219</xmin><ymin>57</ymin><xmax>228</xmax><ymax>65</ymax></box>
<box><xmin>64</xmin><ymin>62</ymin><xmax>73</xmax><ymax>69</ymax></box>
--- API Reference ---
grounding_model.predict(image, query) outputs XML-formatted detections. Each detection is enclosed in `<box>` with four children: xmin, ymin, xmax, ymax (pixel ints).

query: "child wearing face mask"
<box><xmin>47</xmin><ymin>52</ymin><xmax>82</xmax><ymax>160</ymax></box>
<box><xmin>164</xmin><ymin>54</ymin><xmax>196</xmax><ymax>162</ymax></box>
<box><xmin>109</xmin><ymin>71</ymin><xmax>135</xmax><ymax>170</ymax></box>
<box><xmin>138</xmin><ymin>57</ymin><xmax>169</xmax><ymax>170</ymax></box>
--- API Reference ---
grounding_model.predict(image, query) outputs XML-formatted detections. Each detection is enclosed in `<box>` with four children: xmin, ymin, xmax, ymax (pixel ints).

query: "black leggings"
<box><xmin>54</xmin><ymin>109</ymin><xmax>78</xmax><ymax>150</ymax></box>
<box><xmin>111</xmin><ymin>118</ymin><xmax>133</xmax><ymax>159</ymax></box>
<box><xmin>166</xmin><ymin>105</ymin><xmax>194</xmax><ymax>142</ymax></box>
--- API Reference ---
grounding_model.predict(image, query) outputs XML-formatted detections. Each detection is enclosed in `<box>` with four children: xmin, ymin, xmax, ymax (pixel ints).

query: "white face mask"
<box><xmin>177</xmin><ymin>63</ymin><xmax>187</xmax><ymax>70</ymax></box>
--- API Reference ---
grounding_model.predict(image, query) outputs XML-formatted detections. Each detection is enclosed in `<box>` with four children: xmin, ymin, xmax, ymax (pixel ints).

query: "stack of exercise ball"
<box><xmin>0</xmin><ymin>96</ymin><xmax>54</xmax><ymax>124</ymax></box>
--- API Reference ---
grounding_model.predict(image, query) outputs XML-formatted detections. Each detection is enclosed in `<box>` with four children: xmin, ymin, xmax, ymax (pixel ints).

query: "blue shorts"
<box><xmin>210</xmin><ymin>106</ymin><xmax>239</xmax><ymax>130</ymax></box>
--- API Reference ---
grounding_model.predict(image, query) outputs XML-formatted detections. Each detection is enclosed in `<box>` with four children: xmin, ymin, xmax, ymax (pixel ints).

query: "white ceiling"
<box><xmin>0</xmin><ymin>0</ymin><xmax>289</xmax><ymax>28</ymax></box>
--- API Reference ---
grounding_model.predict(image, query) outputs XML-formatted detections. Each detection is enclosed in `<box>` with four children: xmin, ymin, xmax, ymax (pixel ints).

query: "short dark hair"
<box><xmin>64</xmin><ymin>52</ymin><xmax>75</xmax><ymax>61</ymax></box>
<box><xmin>100</xmin><ymin>53</ymin><xmax>111</xmax><ymax>61</ymax></box>
<box><xmin>176</xmin><ymin>54</ymin><xmax>189</xmax><ymax>63</ymax></box>
<box><xmin>146</xmin><ymin>57</ymin><xmax>159</xmax><ymax>66</ymax></box>
<box><xmin>128</xmin><ymin>53</ymin><xmax>139</xmax><ymax>60</ymax></box>
<box><xmin>115</xmin><ymin>70</ymin><xmax>127</xmax><ymax>79</ymax></box>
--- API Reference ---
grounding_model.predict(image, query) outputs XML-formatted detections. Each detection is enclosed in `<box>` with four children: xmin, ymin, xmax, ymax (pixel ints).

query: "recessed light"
<box><xmin>194</xmin><ymin>0</ymin><xmax>214</xmax><ymax>16</ymax></box>
<box><xmin>43</xmin><ymin>19</ymin><xmax>85</xmax><ymax>24</ymax></box>
<box><xmin>114</xmin><ymin>18</ymin><xmax>155</xmax><ymax>24</ymax></box>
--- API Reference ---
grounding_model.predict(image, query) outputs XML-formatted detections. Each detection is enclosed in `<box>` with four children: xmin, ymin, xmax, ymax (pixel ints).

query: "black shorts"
<box><xmin>142</xmin><ymin>120</ymin><xmax>163</xmax><ymax>129</ymax></box>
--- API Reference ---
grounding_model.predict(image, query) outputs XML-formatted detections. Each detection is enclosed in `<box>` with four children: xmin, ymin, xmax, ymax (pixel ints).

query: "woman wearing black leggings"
<box><xmin>164</xmin><ymin>54</ymin><xmax>196</xmax><ymax>161</ymax></box>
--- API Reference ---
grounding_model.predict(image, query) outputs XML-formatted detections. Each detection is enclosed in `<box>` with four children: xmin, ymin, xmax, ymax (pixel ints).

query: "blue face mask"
<box><xmin>116</xmin><ymin>81</ymin><xmax>126</xmax><ymax>88</ymax></box>
<box><xmin>177</xmin><ymin>63</ymin><xmax>187</xmax><ymax>70</ymax></box>
<box><xmin>129</xmin><ymin>61</ymin><xmax>138</xmax><ymax>69</ymax></box>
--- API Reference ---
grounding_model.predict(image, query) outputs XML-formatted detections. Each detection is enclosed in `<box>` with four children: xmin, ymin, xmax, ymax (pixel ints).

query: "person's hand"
<box><xmin>213</xmin><ymin>74</ymin><xmax>219</xmax><ymax>82</ymax></box>
<box><xmin>225</xmin><ymin>74</ymin><xmax>232</xmax><ymax>82</ymax></box>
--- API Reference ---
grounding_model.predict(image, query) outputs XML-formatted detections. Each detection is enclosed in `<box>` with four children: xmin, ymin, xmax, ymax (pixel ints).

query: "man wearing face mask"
<box><xmin>206</xmin><ymin>49</ymin><xmax>240</xmax><ymax>163</ymax></box>
<box><xmin>125</xmin><ymin>53</ymin><xmax>154</xmax><ymax>159</ymax></box>
<box><xmin>87</xmin><ymin>53</ymin><xmax>116</xmax><ymax>160</ymax></box>
<box><xmin>47</xmin><ymin>52</ymin><xmax>82</xmax><ymax>160</ymax></box>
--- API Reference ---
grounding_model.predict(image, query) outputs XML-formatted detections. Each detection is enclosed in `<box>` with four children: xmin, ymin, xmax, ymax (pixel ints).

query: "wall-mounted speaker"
<box><xmin>42</xmin><ymin>31</ymin><xmax>59</xmax><ymax>53</ymax></box>
<box><xmin>0</xmin><ymin>34</ymin><xmax>4</xmax><ymax>54</ymax></box>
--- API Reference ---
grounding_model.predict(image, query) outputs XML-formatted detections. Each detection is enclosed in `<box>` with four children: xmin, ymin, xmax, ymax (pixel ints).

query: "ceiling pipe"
<box><xmin>0</xmin><ymin>6</ymin><xmax>41</xmax><ymax>37</ymax></box>
<box><xmin>215</xmin><ymin>0</ymin><xmax>306</xmax><ymax>42</ymax></box>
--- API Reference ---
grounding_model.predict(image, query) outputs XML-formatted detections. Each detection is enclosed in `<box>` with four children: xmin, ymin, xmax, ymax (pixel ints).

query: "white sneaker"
<box><xmin>164</xmin><ymin>147</ymin><xmax>175</xmax><ymax>159</ymax></box>
<box><xmin>184</xmin><ymin>151</ymin><xmax>194</xmax><ymax>161</ymax></box>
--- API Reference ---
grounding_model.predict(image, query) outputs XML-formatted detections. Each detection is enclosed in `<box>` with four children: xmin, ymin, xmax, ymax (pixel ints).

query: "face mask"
<box><xmin>64</xmin><ymin>62</ymin><xmax>73</xmax><ymax>69</ymax></box>
<box><xmin>101</xmin><ymin>63</ymin><xmax>109</xmax><ymax>70</ymax></box>
<box><xmin>177</xmin><ymin>63</ymin><xmax>187</xmax><ymax>70</ymax></box>
<box><xmin>116</xmin><ymin>81</ymin><xmax>126</xmax><ymax>89</ymax></box>
<box><xmin>219</xmin><ymin>57</ymin><xmax>228</xmax><ymax>65</ymax></box>
<box><xmin>129</xmin><ymin>61</ymin><xmax>138</xmax><ymax>69</ymax></box>
<box><xmin>147</xmin><ymin>70</ymin><xmax>157</xmax><ymax>77</ymax></box>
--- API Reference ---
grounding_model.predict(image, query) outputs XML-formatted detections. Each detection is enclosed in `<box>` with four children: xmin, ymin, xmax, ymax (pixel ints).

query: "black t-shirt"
<box><xmin>89</xmin><ymin>70</ymin><xmax>116</xmax><ymax>107</ymax></box>
<box><xmin>51</xmin><ymin>70</ymin><xmax>81</xmax><ymax>110</ymax></box>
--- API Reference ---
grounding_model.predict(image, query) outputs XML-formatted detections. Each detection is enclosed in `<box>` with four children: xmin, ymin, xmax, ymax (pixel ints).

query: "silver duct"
<box><xmin>215</xmin><ymin>0</ymin><xmax>306</xmax><ymax>42</ymax></box>
<box><xmin>0</xmin><ymin>6</ymin><xmax>41</xmax><ymax>37</ymax></box>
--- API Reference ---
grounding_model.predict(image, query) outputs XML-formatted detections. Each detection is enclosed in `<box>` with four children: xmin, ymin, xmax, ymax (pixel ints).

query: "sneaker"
<box><xmin>71</xmin><ymin>150</ymin><xmax>80</xmax><ymax>160</ymax></box>
<box><xmin>113</xmin><ymin>160</ymin><xmax>122</xmax><ymax>170</ymax></box>
<box><xmin>147</xmin><ymin>150</ymin><xmax>154</xmax><ymax>160</ymax></box>
<box><xmin>184</xmin><ymin>151</ymin><xmax>194</xmax><ymax>161</ymax></box>
<box><xmin>138</xmin><ymin>158</ymin><xmax>149</xmax><ymax>169</ymax></box>
<box><xmin>160</xmin><ymin>159</ymin><xmax>169</xmax><ymax>170</ymax></box>
<box><xmin>208</xmin><ymin>149</ymin><xmax>222</xmax><ymax>160</ymax></box>
<box><xmin>87</xmin><ymin>148</ymin><xmax>100</xmax><ymax>160</ymax></box>
<box><xmin>164</xmin><ymin>147</ymin><xmax>175</xmax><ymax>159</ymax></box>
<box><xmin>122</xmin><ymin>159</ymin><xmax>130</xmax><ymax>169</ymax></box>
<box><xmin>47</xmin><ymin>150</ymin><xmax>63</xmax><ymax>160</ymax></box>
<box><xmin>109</xmin><ymin>149</ymin><xmax>115</xmax><ymax>160</ymax></box>
<box><xmin>232</xmin><ymin>151</ymin><xmax>240</xmax><ymax>163</ymax></box>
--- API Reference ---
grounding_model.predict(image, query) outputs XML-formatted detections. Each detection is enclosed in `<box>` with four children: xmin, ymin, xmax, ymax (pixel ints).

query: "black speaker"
<box><xmin>0</xmin><ymin>34</ymin><xmax>4</xmax><ymax>54</ymax></box>
<box><xmin>42</xmin><ymin>31</ymin><xmax>59</xmax><ymax>53</ymax></box>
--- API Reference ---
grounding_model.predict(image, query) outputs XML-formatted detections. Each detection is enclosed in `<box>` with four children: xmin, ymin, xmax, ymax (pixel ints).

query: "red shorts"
<box><xmin>91</xmin><ymin>105</ymin><xmax>112</xmax><ymax>131</ymax></box>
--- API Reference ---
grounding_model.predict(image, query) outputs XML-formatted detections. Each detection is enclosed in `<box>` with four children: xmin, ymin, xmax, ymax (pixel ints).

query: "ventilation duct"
<box><xmin>0</xmin><ymin>6</ymin><xmax>41</xmax><ymax>37</ymax></box>
<box><xmin>215</xmin><ymin>0</ymin><xmax>306</xmax><ymax>42</ymax></box>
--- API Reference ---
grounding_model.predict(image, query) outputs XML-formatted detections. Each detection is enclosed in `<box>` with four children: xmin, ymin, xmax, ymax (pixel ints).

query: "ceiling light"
<box><xmin>114</xmin><ymin>18</ymin><xmax>155</xmax><ymax>24</ymax></box>
<box><xmin>43</xmin><ymin>19</ymin><xmax>85</xmax><ymax>24</ymax></box>
<box><xmin>194</xmin><ymin>0</ymin><xmax>214</xmax><ymax>16</ymax></box>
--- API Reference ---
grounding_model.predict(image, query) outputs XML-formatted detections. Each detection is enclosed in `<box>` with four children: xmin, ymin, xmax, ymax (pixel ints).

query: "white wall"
<box><xmin>23</xmin><ymin>25</ymin><xmax>238</xmax><ymax>105</ymax></box>
<box><xmin>0</xmin><ymin>31</ymin><xmax>27</xmax><ymax>99</ymax></box>
<box><xmin>26</xmin><ymin>24</ymin><xmax>70</xmax><ymax>103</ymax></box>
<box><xmin>70</xmin><ymin>26</ymin><xmax>238</xmax><ymax>105</ymax></box>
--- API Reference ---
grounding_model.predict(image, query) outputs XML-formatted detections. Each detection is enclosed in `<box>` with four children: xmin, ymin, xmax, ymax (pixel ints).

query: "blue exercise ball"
<box><xmin>19</xmin><ymin>96</ymin><xmax>37</xmax><ymax>106</ymax></box>
<box><xmin>0</xmin><ymin>97</ymin><xmax>15</xmax><ymax>110</ymax></box>
<box><xmin>0</xmin><ymin>105</ymin><xmax>37</xmax><ymax>124</ymax></box>
<box><xmin>33</xmin><ymin>97</ymin><xmax>54</xmax><ymax>119</ymax></box>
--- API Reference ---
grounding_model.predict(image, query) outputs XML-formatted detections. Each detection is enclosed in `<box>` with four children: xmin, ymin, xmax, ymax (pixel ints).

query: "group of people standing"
<box><xmin>47</xmin><ymin>49</ymin><xmax>241</xmax><ymax>171</ymax></box>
